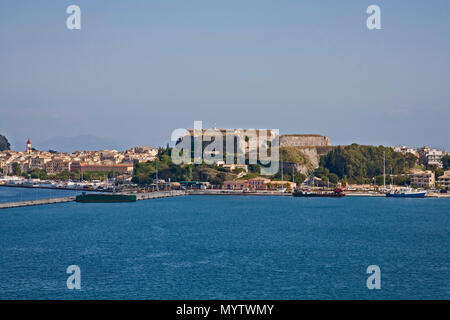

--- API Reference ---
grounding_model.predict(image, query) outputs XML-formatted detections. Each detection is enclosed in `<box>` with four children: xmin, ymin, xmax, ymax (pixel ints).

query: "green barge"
<box><xmin>75</xmin><ymin>192</ymin><xmax>137</xmax><ymax>203</ymax></box>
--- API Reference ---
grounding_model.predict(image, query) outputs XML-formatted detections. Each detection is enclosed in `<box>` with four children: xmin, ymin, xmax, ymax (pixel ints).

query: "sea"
<box><xmin>0</xmin><ymin>186</ymin><xmax>449</xmax><ymax>299</ymax></box>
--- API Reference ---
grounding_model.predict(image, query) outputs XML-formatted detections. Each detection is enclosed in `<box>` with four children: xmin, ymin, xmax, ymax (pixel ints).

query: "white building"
<box><xmin>426</xmin><ymin>149</ymin><xmax>444</xmax><ymax>168</ymax></box>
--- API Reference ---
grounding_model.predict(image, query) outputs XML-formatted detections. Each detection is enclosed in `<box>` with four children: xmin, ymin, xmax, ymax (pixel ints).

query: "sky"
<box><xmin>1</xmin><ymin>0</ymin><xmax>449</xmax><ymax>152</ymax></box>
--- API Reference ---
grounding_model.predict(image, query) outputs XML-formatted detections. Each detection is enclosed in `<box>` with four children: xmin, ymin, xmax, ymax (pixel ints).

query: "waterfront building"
<box><xmin>70</xmin><ymin>162</ymin><xmax>134</xmax><ymax>174</ymax></box>
<box><xmin>410</xmin><ymin>170</ymin><xmax>435</xmax><ymax>188</ymax></box>
<box><xmin>248</xmin><ymin>178</ymin><xmax>271</xmax><ymax>190</ymax></box>
<box><xmin>437</xmin><ymin>171</ymin><xmax>450</xmax><ymax>191</ymax></box>
<box><xmin>45</xmin><ymin>159</ymin><xmax>72</xmax><ymax>174</ymax></box>
<box><xmin>223</xmin><ymin>180</ymin><xmax>249</xmax><ymax>190</ymax></box>
<box><xmin>30</xmin><ymin>156</ymin><xmax>51</xmax><ymax>170</ymax></box>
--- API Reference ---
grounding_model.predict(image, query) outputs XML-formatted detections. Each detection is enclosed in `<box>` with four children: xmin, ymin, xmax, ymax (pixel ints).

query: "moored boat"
<box><xmin>385</xmin><ymin>187</ymin><xmax>426</xmax><ymax>198</ymax></box>
<box><xmin>75</xmin><ymin>192</ymin><xmax>137</xmax><ymax>203</ymax></box>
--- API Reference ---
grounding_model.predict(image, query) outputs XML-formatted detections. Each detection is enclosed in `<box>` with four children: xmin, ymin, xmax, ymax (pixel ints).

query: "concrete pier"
<box><xmin>0</xmin><ymin>191</ymin><xmax>186</xmax><ymax>210</ymax></box>
<box><xmin>135</xmin><ymin>190</ymin><xmax>186</xmax><ymax>200</ymax></box>
<box><xmin>0</xmin><ymin>196</ymin><xmax>76</xmax><ymax>210</ymax></box>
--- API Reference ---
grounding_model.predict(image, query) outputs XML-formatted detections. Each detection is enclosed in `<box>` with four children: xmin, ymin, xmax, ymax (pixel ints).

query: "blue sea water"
<box><xmin>0</xmin><ymin>186</ymin><xmax>82</xmax><ymax>203</ymax></box>
<box><xmin>0</xmin><ymin>188</ymin><xmax>449</xmax><ymax>299</ymax></box>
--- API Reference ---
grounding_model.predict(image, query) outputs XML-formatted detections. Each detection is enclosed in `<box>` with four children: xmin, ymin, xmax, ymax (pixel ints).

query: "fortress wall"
<box><xmin>280</xmin><ymin>135</ymin><xmax>331</xmax><ymax>148</ymax></box>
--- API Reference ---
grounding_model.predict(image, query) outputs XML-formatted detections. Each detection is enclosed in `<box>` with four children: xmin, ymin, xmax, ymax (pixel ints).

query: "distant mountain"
<box><xmin>36</xmin><ymin>135</ymin><xmax>127</xmax><ymax>153</ymax></box>
<box><xmin>0</xmin><ymin>134</ymin><xmax>11</xmax><ymax>151</ymax></box>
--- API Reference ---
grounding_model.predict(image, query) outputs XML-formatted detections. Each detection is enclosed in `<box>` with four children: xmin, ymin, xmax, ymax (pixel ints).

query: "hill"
<box><xmin>0</xmin><ymin>134</ymin><xmax>11</xmax><ymax>151</ymax></box>
<box><xmin>317</xmin><ymin>144</ymin><xmax>418</xmax><ymax>184</ymax></box>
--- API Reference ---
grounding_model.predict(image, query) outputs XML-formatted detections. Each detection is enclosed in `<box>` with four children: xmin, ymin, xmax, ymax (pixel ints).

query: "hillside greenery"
<box><xmin>280</xmin><ymin>147</ymin><xmax>309</xmax><ymax>165</ymax></box>
<box><xmin>132</xmin><ymin>147</ymin><xmax>235</xmax><ymax>185</ymax></box>
<box><xmin>132</xmin><ymin>146</ymin><xmax>309</xmax><ymax>186</ymax></box>
<box><xmin>442</xmin><ymin>155</ymin><xmax>450</xmax><ymax>171</ymax></box>
<box><xmin>316</xmin><ymin>144</ymin><xmax>418</xmax><ymax>185</ymax></box>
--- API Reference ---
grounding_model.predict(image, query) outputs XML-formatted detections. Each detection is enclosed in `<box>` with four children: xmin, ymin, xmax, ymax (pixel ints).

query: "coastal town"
<box><xmin>0</xmin><ymin>133</ymin><xmax>449</xmax><ymax>197</ymax></box>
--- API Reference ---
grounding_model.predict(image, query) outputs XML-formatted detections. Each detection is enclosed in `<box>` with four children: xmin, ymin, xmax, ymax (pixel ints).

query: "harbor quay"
<box><xmin>1</xmin><ymin>186</ymin><xmax>449</xmax><ymax>211</ymax></box>
<box><xmin>0</xmin><ymin>196</ymin><xmax>76</xmax><ymax>210</ymax></box>
<box><xmin>0</xmin><ymin>190</ymin><xmax>187</xmax><ymax>210</ymax></box>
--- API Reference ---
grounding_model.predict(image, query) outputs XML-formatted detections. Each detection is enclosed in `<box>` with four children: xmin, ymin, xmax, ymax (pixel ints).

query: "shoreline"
<box><xmin>1</xmin><ymin>184</ymin><xmax>449</xmax><ymax>199</ymax></box>
<box><xmin>0</xmin><ymin>184</ymin><xmax>111</xmax><ymax>193</ymax></box>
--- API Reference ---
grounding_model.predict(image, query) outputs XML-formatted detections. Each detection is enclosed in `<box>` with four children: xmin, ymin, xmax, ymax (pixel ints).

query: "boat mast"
<box><xmin>383</xmin><ymin>150</ymin><xmax>386</xmax><ymax>191</ymax></box>
<box><xmin>280</xmin><ymin>149</ymin><xmax>284</xmax><ymax>189</ymax></box>
<box><xmin>390</xmin><ymin>168</ymin><xmax>393</xmax><ymax>189</ymax></box>
<box><xmin>155</xmin><ymin>158</ymin><xmax>159</xmax><ymax>191</ymax></box>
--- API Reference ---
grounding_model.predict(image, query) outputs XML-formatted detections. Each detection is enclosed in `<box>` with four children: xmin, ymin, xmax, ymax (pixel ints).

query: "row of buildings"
<box><xmin>407</xmin><ymin>170</ymin><xmax>450</xmax><ymax>190</ymax></box>
<box><xmin>223</xmin><ymin>177</ymin><xmax>297</xmax><ymax>191</ymax></box>
<box><xmin>393</xmin><ymin>145</ymin><xmax>448</xmax><ymax>168</ymax></box>
<box><xmin>0</xmin><ymin>139</ymin><xmax>158</xmax><ymax>176</ymax></box>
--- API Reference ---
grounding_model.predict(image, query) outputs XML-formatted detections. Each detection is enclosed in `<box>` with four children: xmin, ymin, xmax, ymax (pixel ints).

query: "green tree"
<box><xmin>441</xmin><ymin>155</ymin><xmax>450</xmax><ymax>170</ymax></box>
<box><xmin>12</xmin><ymin>162</ymin><xmax>21</xmax><ymax>176</ymax></box>
<box><xmin>320</xmin><ymin>144</ymin><xmax>417</xmax><ymax>184</ymax></box>
<box><xmin>30</xmin><ymin>168</ymin><xmax>48</xmax><ymax>180</ymax></box>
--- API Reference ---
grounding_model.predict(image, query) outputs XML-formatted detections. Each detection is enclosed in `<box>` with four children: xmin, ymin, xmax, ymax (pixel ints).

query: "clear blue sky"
<box><xmin>1</xmin><ymin>0</ymin><xmax>449</xmax><ymax>151</ymax></box>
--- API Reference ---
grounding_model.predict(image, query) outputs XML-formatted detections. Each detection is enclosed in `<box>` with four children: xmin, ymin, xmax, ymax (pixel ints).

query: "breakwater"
<box><xmin>0</xmin><ymin>196</ymin><xmax>76</xmax><ymax>209</ymax></box>
<box><xmin>0</xmin><ymin>183</ymin><xmax>109</xmax><ymax>192</ymax></box>
<box><xmin>135</xmin><ymin>190</ymin><xmax>186</xmax><ymax>200</ymax></box>
<box><xmin>0</xmin><ymin>190</ymin><xmax>186</xmax><ymax>210</ymax></box>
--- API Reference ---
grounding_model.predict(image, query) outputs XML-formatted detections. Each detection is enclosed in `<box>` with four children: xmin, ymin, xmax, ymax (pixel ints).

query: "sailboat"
<box><xmin>383</xmin><ymin>151</ymin><xmax>427</xmax><ymax>198</ymax></box>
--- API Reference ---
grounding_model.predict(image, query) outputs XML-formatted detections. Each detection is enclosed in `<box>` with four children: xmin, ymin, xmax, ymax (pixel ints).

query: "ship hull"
<box><xmin>75</xmin><ymin>193</ymin><xmax>137</xmax><ymax>203</ymax></box>
<box><xmin>385</xmin><ymin>192</ymin><xmax>426</xmax><ymax>198</ymax></box>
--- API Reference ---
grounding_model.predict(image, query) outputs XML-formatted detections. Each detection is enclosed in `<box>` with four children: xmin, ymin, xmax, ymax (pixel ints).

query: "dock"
<box><xmin>0</xmin><ymin>190</ymin><xmax>186</xmax><ymax>210</ymax></box>
<box><xmin>0</xmin><ymin>196</ymin><xmax>76</xmax><ymax>209</ymax></box>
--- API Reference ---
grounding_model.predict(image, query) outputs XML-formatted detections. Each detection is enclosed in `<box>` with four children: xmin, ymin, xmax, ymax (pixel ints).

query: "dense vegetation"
<box><xmin>0</xmin><ymin>134</ymin><xmax>10</xmax><ymax>151</ymax></box>
<box><xmin>10</xmin><ymin>165</ymin><xmax>116</xmax><ymax>181</ymax></box>
<box><xmin>442</xmin><ymin>155</ymin><xmax>450</xmax><ymax>171</ymax></box>
<box><xmin>316</xmin><ymin>144</ymin><xmax>418</xmax><ymax>185</ymax></box>
<box><xmin>280</xmin><ymin>147</ymin><xmax>309</xmax><ymax>166</ymax></box>
<box><xmin>131</xmin><ymin>146</ymin><xmax>308</xmax><ymax>186</ymax></box>
<box><xmin>132</xmin><ymin>147</ymin><xmax>236</xmax><ymax>185</ymax></box>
